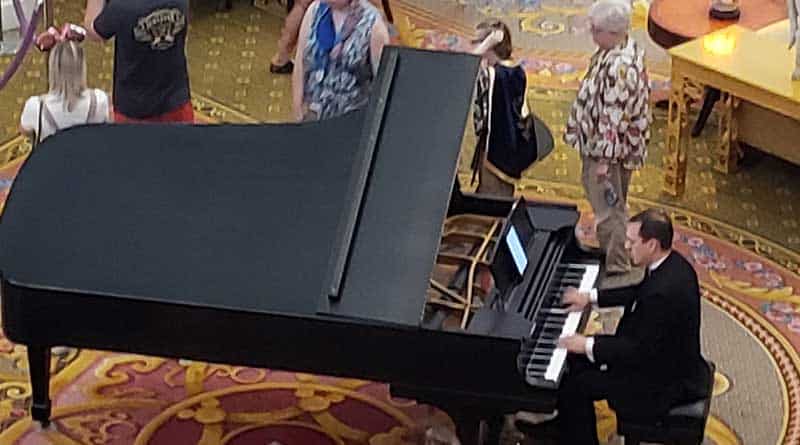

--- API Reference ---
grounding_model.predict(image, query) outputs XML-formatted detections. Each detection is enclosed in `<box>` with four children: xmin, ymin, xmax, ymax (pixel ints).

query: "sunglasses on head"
<box><xmin>35</xmin><ymin>24</ymin><xmax>86</xmax><ymax>52</ymax></box>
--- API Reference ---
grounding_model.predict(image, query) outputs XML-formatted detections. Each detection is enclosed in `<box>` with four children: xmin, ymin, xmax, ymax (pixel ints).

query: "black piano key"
<box><xmin>540</xmin><ymin>315</ymin><xmax>567</xmax><ymax>324</ymax></box>
<box><xmin>531</xmin><ymin>347</ymin><xmax>555</xmax><ymax>355</ymax></box>
<box><xmin>527</xmin><ymin>365</ymin><xmax>549</xmax><ymax>373</ymax></box>
<box><xmin>536</xmin><ymin>333</ymin><xmax>562</xmax><ymax>342</ymax></box>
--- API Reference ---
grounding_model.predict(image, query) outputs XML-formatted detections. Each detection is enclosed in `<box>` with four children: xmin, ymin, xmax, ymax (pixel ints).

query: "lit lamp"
<box><xmin>703</xmin><ymin>32</ymin><xmax>737</xmax><ymax>55</ymax></box>
<box><xmin>709</xmin><ymin>0</ymin><xmax>741</xmax><ymax>20</ymax></box>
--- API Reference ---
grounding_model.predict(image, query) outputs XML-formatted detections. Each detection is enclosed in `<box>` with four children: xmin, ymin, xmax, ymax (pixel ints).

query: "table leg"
<box><xmin>715</xmin><ymin>91</ymin><xmax>741</xmax><ymax>174</ymax></box>
<box><xmin>663</xmin><ymin>74</ymin><xmax>691</xmax><ymax>196</ymax></box>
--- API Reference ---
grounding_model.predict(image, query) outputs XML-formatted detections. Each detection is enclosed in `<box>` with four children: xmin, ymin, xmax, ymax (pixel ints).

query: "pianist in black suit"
<box><xmin>521</xmin><ymin>208</ymin><xmax>711</xmax><ymax>445</ymax></box>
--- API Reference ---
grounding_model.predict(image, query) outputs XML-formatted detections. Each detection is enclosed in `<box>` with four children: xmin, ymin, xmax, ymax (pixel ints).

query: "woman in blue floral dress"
<box><xmin>291</xmin><ymin>0</ymin><xmax>389</xmax><ymax>121</ymax></box>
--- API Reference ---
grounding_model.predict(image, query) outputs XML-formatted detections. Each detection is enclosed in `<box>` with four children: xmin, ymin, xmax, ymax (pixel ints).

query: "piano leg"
<box><xmin>28</xmin><ymin>344</ymin><xmax>52</xmax><ymax>427</ymax></box>
<box><xmin>453</xmin><ymin>413</ymin><xmax>504</xmax><ymax>445</ymax></box>
<box><xmin>388</xmin><ymin>384</ymin><xmax>506</xmax><ymax>444</ymax></box>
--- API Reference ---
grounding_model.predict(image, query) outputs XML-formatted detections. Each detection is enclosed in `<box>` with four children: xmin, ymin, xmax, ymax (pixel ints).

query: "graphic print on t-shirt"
<box><xmin>133</xmin><ymin>8</ymin><xmax>186</xmax><ymax>50</ymax></box>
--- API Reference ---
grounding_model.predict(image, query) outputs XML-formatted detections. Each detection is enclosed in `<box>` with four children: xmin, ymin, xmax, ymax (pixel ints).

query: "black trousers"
<box><xmin>556</xmin><ymin>355</ymin><xmax>645</xmax><ymax>445</ymax></box>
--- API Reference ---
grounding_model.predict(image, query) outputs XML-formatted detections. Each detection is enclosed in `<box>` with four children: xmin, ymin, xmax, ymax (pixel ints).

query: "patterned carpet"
<box><xmin>0</xmin><ymin>0</ymin><xmax>799</xmax><ymax>444</ymax></box>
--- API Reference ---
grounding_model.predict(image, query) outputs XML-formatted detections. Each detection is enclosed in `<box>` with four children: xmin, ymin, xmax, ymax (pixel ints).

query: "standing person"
<box><xmin>470</xmin><ymin>20</ymin><xmax>529</xmax><ymax>197</ymax></box>
<box><xmin>517</xmin><ymin>209</ymin><xmax>711</xmax><ymax>445</ymax></box>
<box><xmin>270</xmin><ymin>0</ymin><xmax>385</xmax><ymax>74</ymax></box>
<box><xmin>20</xmin><ymin>25</ymin><xmax>111</xmax><ymax>143</ymax></box>
<box><xmin>291</xmin><ymin>0</ymin><xmax>389</xmax><ymax>121</ymax></box>
<box><xmin>564</xmin><ymin>0</ymin><xmax>650</xmax><ymax>282</ymax></box>
<box><xmin>83</xmin><ymin>0</ymin><xmax>193</xmax><ymax>123</ymax></box>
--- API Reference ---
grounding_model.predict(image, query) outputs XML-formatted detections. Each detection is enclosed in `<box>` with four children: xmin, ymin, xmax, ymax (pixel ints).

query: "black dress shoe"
<box><xmin>515</xmin><ymin>417</ymin><xmax>560</xmax><ymax>441</ymax></box>
<box><xmin>217</xmin><ymin>0</ymin><xmax>233</xmax><ymax>11</ymax></box>
<box><xmin>270</xmin><ymin>60</ymin><xmax>294</xmax><ymax>74</ymax></box>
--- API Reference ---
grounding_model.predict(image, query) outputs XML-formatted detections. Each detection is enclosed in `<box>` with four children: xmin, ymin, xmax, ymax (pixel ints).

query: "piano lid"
<box><xmin>0</xmin><ymin>47</ymin><xmax>480</xmax><ymax>325</ymax></box>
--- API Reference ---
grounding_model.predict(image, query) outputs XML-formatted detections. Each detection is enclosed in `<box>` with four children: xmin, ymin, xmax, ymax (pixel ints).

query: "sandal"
<box><xmin>269</xmin><ymin>60</ymin><xmax>294</xmax><ymax>74</ymax></box>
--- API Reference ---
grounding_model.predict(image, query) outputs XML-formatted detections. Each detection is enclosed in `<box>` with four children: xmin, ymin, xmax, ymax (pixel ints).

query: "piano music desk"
<box><xmin>664</xmin><ymin>25</ymin><xmax>800</xmax><ymax>195</ymax></box>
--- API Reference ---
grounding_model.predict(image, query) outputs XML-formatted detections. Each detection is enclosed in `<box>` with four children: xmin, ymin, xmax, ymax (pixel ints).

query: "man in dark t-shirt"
<box><xmin>84</xmin><ymin>0</ymin><xmax>193</xmax><ymax>122</ymax></box>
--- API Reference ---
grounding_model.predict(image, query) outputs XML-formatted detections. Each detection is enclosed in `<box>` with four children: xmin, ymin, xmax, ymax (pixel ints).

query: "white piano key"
<box><xmin>541</xmin><ymin>264</ymin><xmax>600</xmax><ymax>382</ymax></box>
<box><xmin>543</xmin><ymin>311</ymin><xmax>581</xmax><ymax>381</ymax></box>
<box><xmin>578</xmin><ymin>265</ymin><xmax>600</xmax><ymax>292</ymax></box>
<box><xmin>529</xmin><ymin>264</ymin><xmax>600</xmax><ymax>382</ymax></box>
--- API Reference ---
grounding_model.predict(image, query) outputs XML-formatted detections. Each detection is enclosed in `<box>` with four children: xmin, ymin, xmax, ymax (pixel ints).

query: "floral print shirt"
<box><xmin>564</xmin><ymin>37</ymin><xmax>651</xmax><ymax>170</ymax></box>
<box><xmin>302</xmin><ymin>0</ymin><xmax>379</xmax><ymax>120</ymax></box>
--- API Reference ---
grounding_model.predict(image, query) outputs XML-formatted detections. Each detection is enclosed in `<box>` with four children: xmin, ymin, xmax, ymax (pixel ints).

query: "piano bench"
<box><xmin>617</xmin><ymin>361</ymin><xmax>715</xmax><ymax>445</ymax></box>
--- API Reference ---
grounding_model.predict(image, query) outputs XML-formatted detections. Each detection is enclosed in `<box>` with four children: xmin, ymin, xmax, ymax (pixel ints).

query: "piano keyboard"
<box><xmin>518</xmin><ymin>263</ymin><xmax>599</xmax><ymax>389</ymax></box>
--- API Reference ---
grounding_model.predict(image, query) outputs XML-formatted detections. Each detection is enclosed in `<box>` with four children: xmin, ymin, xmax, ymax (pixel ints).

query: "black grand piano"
<box><xmin>0</xmin><ymin>47</ymin><xmax>597</xmax><ymax>444</ymax></box>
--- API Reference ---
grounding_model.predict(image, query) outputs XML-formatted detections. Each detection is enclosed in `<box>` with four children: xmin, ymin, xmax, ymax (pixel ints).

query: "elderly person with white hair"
<box><xmin>565</xmin><ymin>0</ymin><xmax>651</xmax><ymax>287</ymax></box>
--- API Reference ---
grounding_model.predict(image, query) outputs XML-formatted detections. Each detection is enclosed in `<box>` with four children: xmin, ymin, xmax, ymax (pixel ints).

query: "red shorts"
<box><xmin>113</xmin><ymin>101</ymin><xmax>195</xmax><ymax>123</ymax></box>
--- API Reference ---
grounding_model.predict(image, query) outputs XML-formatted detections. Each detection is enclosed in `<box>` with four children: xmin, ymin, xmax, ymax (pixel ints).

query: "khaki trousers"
<box><xmin>581</xmin><ymin>156</ymin><xmax>632</xmax><ymax>275</ymax></box>
<box><xmin>477</xmin><ymin>162</ymin><xmax>514</xmax><ymax>197</ymax></box>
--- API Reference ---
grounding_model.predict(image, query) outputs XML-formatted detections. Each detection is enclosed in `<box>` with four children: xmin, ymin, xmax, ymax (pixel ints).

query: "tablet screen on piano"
<box><xmin>506</xmin><ymin>225</ymin><xmax>528</xmax><ymax>275</ymax></box>
<box><xmin>490</xmin><ymin>197</ymin><xmax>535</xmax><ymax>296</ymax></box>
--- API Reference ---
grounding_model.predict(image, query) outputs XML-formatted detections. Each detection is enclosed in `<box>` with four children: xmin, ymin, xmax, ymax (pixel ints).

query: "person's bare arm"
<box><xmin>369</xmin><ymin>18</ymin><xmax>390</xmax><ymax>76</ymax></box>
<box><xmin>292</xmin><ymin>2</ymin><xmax>316</xmax><ymax>122</ymax></box>
<box><xmin>84</xmin><ymin>0</ymin><xmax>107</xmax><ymax>41</ymax></box>
<box><xmin>471</xmin><ymin>30</ymin><xmax>504</xmax><ymax>56</ymax></box>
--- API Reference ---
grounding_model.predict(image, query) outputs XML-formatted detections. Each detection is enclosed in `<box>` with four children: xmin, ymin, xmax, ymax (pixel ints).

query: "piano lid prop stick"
<box><xmin>326</xmin><ymin>49</ymin><xmax>400</xmax><ymax>301</ymax></box>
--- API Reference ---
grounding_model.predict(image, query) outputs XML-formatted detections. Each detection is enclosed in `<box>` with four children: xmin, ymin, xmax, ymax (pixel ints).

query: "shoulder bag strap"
<box><xmin>40</xmin><ymin>98</ymin><xmax>60</xmax><ymax>135</ymax></box>
<box><xmin>86</xmin><ymin>89</ymin><xmax>98</xmax><ymax>122</ymax></box>
<box><xmin>34</xmin><ymin>95</ymin><xmax>44</xmax><ymax>146</ymax></box>
<box><xmin>472</xmin><ymin>66</ymin><xmax>495</xmax><ymax>184</ymax></box>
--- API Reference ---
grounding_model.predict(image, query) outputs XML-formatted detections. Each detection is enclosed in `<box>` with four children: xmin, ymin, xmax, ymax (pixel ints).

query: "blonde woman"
<box><xmin>20</xmin><ymin>25</ymin><xmax>110</xmax><ymax>143</ymax></box>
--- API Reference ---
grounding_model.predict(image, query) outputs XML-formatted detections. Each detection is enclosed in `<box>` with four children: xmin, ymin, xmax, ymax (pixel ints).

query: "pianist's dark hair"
<box><xmin>630</xmin><ymin>208</ymin><xmax>673</xmax><ymax>250</ymax></box>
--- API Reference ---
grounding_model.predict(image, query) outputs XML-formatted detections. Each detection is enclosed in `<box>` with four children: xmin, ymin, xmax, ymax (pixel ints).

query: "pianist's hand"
<box><xmin>559</xmin><ymin>334</ymin><xmax>588</xmax><ymax>354</ymax></box>
<box><xmin>562</xmin><ymin>286</ymin><xmax>589</xmax><ymax>312</ymax></box>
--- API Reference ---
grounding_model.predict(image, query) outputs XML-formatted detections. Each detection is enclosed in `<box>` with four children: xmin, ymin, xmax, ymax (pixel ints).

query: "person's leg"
<box><xmin>620</xmin><ymin>167</ymin><xmax>632</xmax><ymax>204</ymax></box>
<box><xmin>518</xmin><ymin>355</ymin><xmax>615</xmax><ymax>445</ymax></box>
<box><xmin>582</xmin><ymin>157</ymin><xmax>630</xmax><ymax>275</ymax></box>
<box><xmin>113</xmin><ymin>101</ymin><xmax>194</xmax><ymax>124</ymax></box>
<box><xmin>152</xmin><ymin>101</ymin><xmax>195</xmax><ymax>123</ymax></box>
<box><xmin>598</xmin><ymin>163</ymin><xmax>630</xmax><ymax>274</ymax></box>
<box><xmin>271</xmin><ymin>0</ymin><xmax>313</xmax><ymax>70</ymax></box>
<box><xmin>113</xmin><ymin>110</ymin><xmax>135</xmax><ymax>123</ymax></box>
<box><xmin>556</xmin><ymin>355</ymin><xmax>631</xmax><ymax>445</ymax></box>
<box><xmin>476</xmin><ymin>162</ymin><xmax>514</xmax><ymax>197</ymax></box>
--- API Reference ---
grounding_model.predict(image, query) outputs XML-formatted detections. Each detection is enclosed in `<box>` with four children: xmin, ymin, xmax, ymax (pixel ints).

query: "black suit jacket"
<box><xmin>594</xmin><ymin>251</ymin><xmax>710</xmax><ymax>417</ymax></box>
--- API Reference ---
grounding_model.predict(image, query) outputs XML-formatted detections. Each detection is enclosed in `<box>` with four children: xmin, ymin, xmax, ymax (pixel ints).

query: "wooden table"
<box><xmin>649</xmin><ymin>0</ymin><xmax>787</xmax><ymax>137</ymax></box>
<box><xmin>648</xmin><ymin>0</ymin><xmax>787</xmax><ymax>48</ymax></box>
<box><xmin>664</xmin><ymin>25</ymin><xmax>800</xmax><ymax>195</ymax></box>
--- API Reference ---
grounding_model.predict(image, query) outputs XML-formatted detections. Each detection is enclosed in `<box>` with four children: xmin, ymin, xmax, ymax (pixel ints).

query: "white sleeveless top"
<box><xmin>20</xmin><ymin>89</ymin><xmax>110</xmax><ymax>142</ymax></box>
